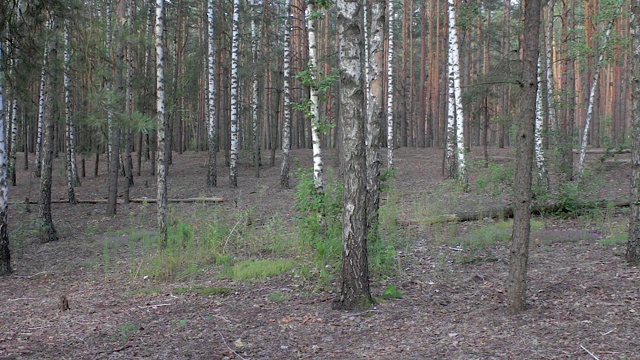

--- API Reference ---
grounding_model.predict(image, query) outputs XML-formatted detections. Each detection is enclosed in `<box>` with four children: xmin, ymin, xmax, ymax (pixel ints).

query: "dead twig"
<box><xmin>580</xmin><ymin>345</ymin><xmax>600</xmax><ymax>360</ymax></box>
<box><xmin>217</xmin><ymin>330</ymin><xmax>246</xmax><ymax>360</ymax></box>
<box><xmin>138</xmin><ymin>303</ymin><xmax>172</xmax><ymax>309</ymax></box>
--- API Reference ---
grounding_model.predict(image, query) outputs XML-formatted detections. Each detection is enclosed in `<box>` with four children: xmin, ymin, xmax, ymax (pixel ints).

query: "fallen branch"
<box><xmin>397</xmin><ymin>199</ymin><xmax>631</xmax><ymax>226</ymax></box>
<box><xmin>580</xmin><ymin>344</ymin><xmax>600</xmax><ymax>360</ymax></box>
<box><xmin>12</xmin><ymin>197</ymin><xmax>225</xmax><ymax>205</ymax></box>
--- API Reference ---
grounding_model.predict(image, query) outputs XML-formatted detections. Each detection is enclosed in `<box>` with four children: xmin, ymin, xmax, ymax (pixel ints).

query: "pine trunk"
<box><xmin>628</xmin><ymin>0</ymin><xmax>640</xmax><ymax>265</ymax></box>
<box><xmin>251</xmin><ymin>0</ymin><xmax>261</xmax><ymax>178</ymax></box>
<box><xmin>507</xmin><ymin>0</ymin><xmax>541</xmax><ymax>313</ymax></box>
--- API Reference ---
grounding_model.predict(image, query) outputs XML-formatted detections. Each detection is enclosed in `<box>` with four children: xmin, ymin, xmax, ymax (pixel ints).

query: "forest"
<box><xmin>1</xmin><ymin>0</ymin><xmax>640</xmax><ymax>358</ymax></box>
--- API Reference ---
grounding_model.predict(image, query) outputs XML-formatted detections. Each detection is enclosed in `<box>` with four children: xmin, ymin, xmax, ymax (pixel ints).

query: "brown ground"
<box><xmin>1</xmin><ymin>147</ymin><xmax>639</xmax><ymax>359</ymax></box>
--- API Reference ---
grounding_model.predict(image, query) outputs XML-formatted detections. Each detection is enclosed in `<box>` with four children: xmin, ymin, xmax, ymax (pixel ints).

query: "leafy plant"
<box><xmin>382</xmin><ymin>284</ymin><xmax>403</xmax><ymax>299</ymax></box>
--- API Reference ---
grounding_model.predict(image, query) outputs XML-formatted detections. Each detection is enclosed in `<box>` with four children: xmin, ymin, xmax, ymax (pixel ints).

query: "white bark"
<box><xmin>207</xmin><ymin>0</ymin><xmax>217</xmax><ymax>187</ymax></box>
<box><xmin>446</xmin><ymin>0</ymin><xmax>467</xmax><ymax>186</ymax></box>
<box><xmin>229</xmin><ymin>0</ymin><xmax>240</xmax><ymax>187</ymax></box>
<box><xmin>307</xmin><ymin>2</ymin><xmax>324</xmax><ymax>192</ymax></box>
<box><xmin>35</xmin><ymin>18</ymin><xmax>52</xmax><ymax>178</ymax></box>
<box><xmin>535</xmin><ymin>57</ymin><xmax>549</xmax><ymax>188</ymax></box>
<box><xmin>251</xmin><ymin>0</ymin><xmax>261</xmax><ymax>177</ymax></box>
<box><xmin>386</xmin><ymin>0</ymin><xmax>395</xmax><ymax>170</ymax></box>
<box><xmin>0</xmin><ymin>51</ymin><xmax>10</xmax><ymax>274</ymax></box>
<box><xmin>545</xmin><ymin>0</ymin><xmax>557</xmax><ymax>131</ymax></box>
<box><xmin>578</xmin><ymin>10</ymin><xmax>619</xmax><ymax>177</ymax></box>
<box><xmin>155</xmin><ymin>0</ymin><xmax>168</xmax><ymax>244</ymax></box>
<box><xmin>280</xmin><ymin>0</ymin><xmax>293</xmax><ymax>189</ymax></box>
<box><xmin>64</xmin><ymin>20</ymin><xmax>78</xmax><ymax>204</ymax></box>
<box><xmin>9</xmin><ymin>89</ymin><xmax>17</xmax><ymax>186</ymax></box>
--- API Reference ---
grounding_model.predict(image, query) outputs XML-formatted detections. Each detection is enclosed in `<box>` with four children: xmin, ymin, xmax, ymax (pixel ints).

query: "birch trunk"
<box><xmin>535</xmin><ymin>57</ymin><xmax>549</xmax><ymax>188</ymax></box>
<box><xmin>386</xmin><ymin>0</ymin><xmax>395</xmax><ymax>170</ymax></box>
<box><xmin>446</xmin><ymin>0</ymin><xmax>468</xmax><ymax>187</ymax></box>
<box><xmin>8</xmin><ymin>57</ymin><xmax>17</xmax><ymax>186</ymax></box>
<box><xmin>0</xmin><ymin>51</ymin><xmax>11</xmax><ymax>274</ymax></box>
<box><xmin>333</xmin><ymin>0</ymin><xmax>372</xmax><ymax>311</ymax></box>
<box><xmin>545</xmin><ymin>0</ymin><xmax>557</xmax><ymax>132</ymax></box>
<box><xmin>578</xmin><ymin>10</ymin><xmax>619</xmax><ymax>177</ymax></box>
<box><xmin>123</xmin><ymin>0</ymin><xmax>135</xmax><ymax>203</ymax></box>
<box><xmin>307</xmin><ymin>1</ymin><xmax>324</xmax><ymax>192</ymax></box>
<box><xmin>366</xmin><ymin>0</ymin><xmax>385</xmax><ymax>241</ymax></box>
<box><xmin>280</xmin><ymin>1</ymin><xmax>293</xmax><ymax>189</ymax></box>
<box><xmin>35</xmin><ymin>19</ymin><xmax>52</xmax><ymax>178</ymax></box>
<box><xmin>155</xmin><ymin>0</ymin><xmax>168</xmax><ymax>244</ymax></box>
<box><xmin>64</xmin><ymin>20</ymin><xmax>77</xmax><ymax>204</ymax></box>
<box><xmin>251</xmin><ymin>0</ymin><xmax>261</xmax><ymax>178</ymax></box>
<box><xmin>207</xmin><ymin>0</ymin><xmax>218</xmax><ymax>187</ymax></box>
<box><xmin>628</xmin><ymin>0</ymin><xmax>640</xmax><ymax>265</ymax></box>
<box><xmin>229</xmin><ymin>0</ymin><xmax>240</xmax><ymax>188</ymax></box>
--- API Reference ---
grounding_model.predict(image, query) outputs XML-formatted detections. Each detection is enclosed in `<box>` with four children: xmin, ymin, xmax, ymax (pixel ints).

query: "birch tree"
<box><xmin>280</xmin><ymin>0</ymin><xmax>293</xmax><ymax>189</ymax></box>
<box><xmin>229</xmin><ymin>0</ymin><xmax>240</xmax><ymax>188</ymax></box>
<box><xmin>628</xmin><ymin>0</ymin><xmax>640</xmax><ymax>266</ymax></box>
<box><xmin>445</xmin><ymin>0</ymin><xmax>468</xmax><ymax>188</ymax></box>
<box><xmin>366</xmin><ymin>0</ymin><xmax>385</xmax><ymax>240</ymax></box>
<box><xmin>156</xmin><ymin>0</ymin><xmax>168</xmax><ymax>244</ymax></box>
<box><xmin>535</xmin><ymin>57</ymin><xmax>549</xmax><ymax>189</ymax></box>
<box><xmin>64</xmin><ymin>19</ymin><xmax>78</xmax><ymax>204</ymax></box>
<box><xmin>207</xmin><ymin>0</ymin><xmax>217</xmax><ymax>187</ymax></box>
<box><xmin>306</xmin><ymin>0</ymin><xmax>325</xmax><ymax>192</ymax></box>
<box><xmin>577</xmin><ymin>6</ymin><xmax>620</xmax><ymax>178</ymax></box>
<box><xmin>35</xmin><ymin>19</ymin><xmax>52</xmax><ymax>179</ymax></box>
<box><xmin>0</xmin><ymin>47</ymin><xmax>11</xmax><ymax>275</ymax></box>
<box><xmin>333</xmin><ymin>0</ymin><xmax>372</xmax><ymax>311</ymax></box>
<box><xmin>251</xmin><ymin>0</ymin><xmax>261</xmax><ymax>178</ymax></box>
<box><xmin>8</xmin><ymin>57</ymin><xmax>18</xmax><ymax>187</ymax></box>
<box><xmin>386</xmin><ymin>0</ymin><xmax>395</xmax><ymax>170</ymax></box>
<box><xmin>508</xmin><ymin>0</ymin><xmax>541</xmax><ymax>313</ymax></box>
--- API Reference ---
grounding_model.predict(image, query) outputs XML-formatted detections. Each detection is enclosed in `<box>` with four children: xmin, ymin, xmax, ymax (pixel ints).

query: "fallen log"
<box><xmin>397</xmin><ymin>198</ymin><xmax>631</xmax><ymax>226</ymax></box>
<box><xmin>11</xmin><ymin>197</ymin><xmax>226</xmax><ymax>205</ymax></box>
<box><xmin>572</xmin><ymin>148</ymin><xmax>630</xmax><ymax>154</ymax></box>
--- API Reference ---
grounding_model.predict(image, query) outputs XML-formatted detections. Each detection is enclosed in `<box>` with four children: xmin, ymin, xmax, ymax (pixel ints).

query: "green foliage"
<box><xmin>382</xmin><ymin>284</ymin><xmax>403</xmax><ymax>299</ymax></box>
<box><xmin>474</xmin><ymin>161</ymin><xmax>513</xmax><ymax>196</ymax></box>
<box><xmin>222</xmin><ymin>259</ymin><xmax>296</xmax><ymax>280</ymax></box>
<box><xmin>172</xmin><ymin>286</ymin><xmax>231</xmax><ymax>296</ymax></box>
<box><xmin>267</xmin><ymin>291</ymin><xmax>290</xmax><ymax>302</ymax></box>
<box><xmin>116</xmin><ymin>323</ymin><xmax>140</xmax><ymax>343</ymax></box>
<box><xmin>454</xmin><ymin>219</ymin><xmax>545</xmax><ymax>251</ymax></box>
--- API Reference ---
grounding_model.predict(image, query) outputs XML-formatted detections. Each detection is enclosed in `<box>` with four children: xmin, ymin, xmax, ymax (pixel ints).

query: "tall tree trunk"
<box><xmin>35</xmin><ymin>19</ymin><xmax>52</xmax><ymax>179</ymax></box>
<box><xmin>106</xmin><ymin>0</ymin><xmax>114</xmax><ymax>170</ymax></box>
<box><xmin>251</xmin><ymin>0</ymin><xmax>261</xmax><ymax>178</ymax></box>
<box><xmin>366</xmin><ymin>0</ymin><xmax>385</xmax><ymax>243</ymax></box>
<box><xmin>535</xmin><ymin>57</ymin><xmax>549</xmax><ymax>189</ymax></box>
<box><xmin>64</xmin><ymin>19</ymin><xmax>78</xmax><ymax>205</ymax></box>
<box><xmin>386</xmin><ymin>0</ymin><xmax>395</xmax><ymax>169</ymax></box>
<box><xmin>8</xmin><ymin>58</ymin><xmax>18</xmax><ymax>186</ymax></box>
<box><xmin>280</xmin><ymin>0</ymin><xmax>293</xmax><ymax>189</ymax></box>
<box><xmin>578</xmin><ymin>9</ymin><xmax>619</xmax><ymax>178</ymax></box>
<box><xmin>229</xmin><ymin>0</ymin><xmax>240</xmax><ymax>188</ymax></box>
<box><xmin>156</xmin><ymin>0</ymin><xmax>168</xmax><ymax>244</ymax></box>
<box><xmin>333</xmin><ymin>0</ymin><xmax>372</xmax><ymax>311</ymax></box>
<box><xmin>0</xmin><ymin>58</ymin><xmax>11</xmax><ymax>275</ymax></box>
<box><xmin>628</xmin><ymin>0</ymin><xmax>640</xmax><ymax>265</ymax></box>
<box><xmin>39</xmin><ymin>18</ymin><xmax>59</xmax><ymax>244</ymax></box>
<box><xmin>445</xmin><ymin>0</ymin><xmax>468</xmax><ymax>187</ymax></box>
<box><xmin>307</xmin><ymin>1</ymin><xmax>325</xmax><ymax>192</ymax></box>
<box><xmin>207</xmin><ymin>0</ymin><xmax>218</xmax><ymax>187</ymax></box>
<box><xmin>507</xmin><ymin>0</ymin><xmax>541</xmax><ymax>313</ymax></box>
<box><xmin>545</xmin><ymin>0</ymin><xmax>558</xmax><ymax>132</ymax></box>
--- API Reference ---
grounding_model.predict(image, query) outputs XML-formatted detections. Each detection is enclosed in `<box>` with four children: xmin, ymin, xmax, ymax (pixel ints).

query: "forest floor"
<box><xmin>1</xmin><ymin>146</ymin><xmax>639</xmax><ymax>359</ymax></box>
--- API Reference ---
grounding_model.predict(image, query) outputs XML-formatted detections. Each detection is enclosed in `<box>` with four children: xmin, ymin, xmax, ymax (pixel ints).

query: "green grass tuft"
<box><xmin>222</xmin><ymin>258</ymin><xmax>296</xmax><ymax>280</ymax></box>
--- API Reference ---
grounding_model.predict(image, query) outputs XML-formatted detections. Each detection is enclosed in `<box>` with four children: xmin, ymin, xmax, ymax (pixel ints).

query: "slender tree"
<box><xmin>445</xmin><ymin>0</ymin><xmax>468</xmax><ymax>188</ymax></box>
<box><xmin>207</xmin><ymin>0</ymin><xmax>217</xmax><ymax>187</ymax></box>
<box><xmin>64</xmin><ymin>19</ymin><xmax>78</xmax><ymax>204</ymax></box>
<box><xmin>307</xmin><ymin>0</ymin><xmax>325</xmax><ymax>192</ymax></box>
<box><xmin>156</xmin><ymin>0</ymin><xmax>168</xmax><ymax>244</ymax></box>
<box><xmin>386</xmin><ymin>0</ymin><xmax>395</xmax><ymax>170</ymax></box>
<box><xmin>251</xmin><ymin>0</ymin><xmax>261</xmax><ymax>178</ymax></box>
<box><xmin>333</xmin><ymin>0</ymin><xmax>372</xmax><ymax>311</ymax></box>
<box><xmin>577</xmin><ymin>6</ymin><xmax>619</xmax><ymax>177</ymax></box>
<box><xmin>8</xmin><ymin>57</ymin><xmax>18</xmax><ymax>187</ymax></box>
<box><xmin>35</xmin><ymin>18</ymin><xmax>52</xmax><ymax>179</ymax></box>
<box><xmin>507</xmin><ymin>0</ymin><xmax>542</xmax><ymax>313</ymax></box>
<box><xmin>545</xmin><ymin>0</ymin><xmax>558</xmax><ymax>132</ymax></box>
<box><xmin>534</xmin><ymin>57</ymin><xmax>549</xmax><ymax>189</ymax></box>
<box><xmin>366</xmin><ymin>0</ymin><xmax>385</xmax><ymax>240</ymax></box>
<box><xmin>39</xmin><ymin>18</ymin><xmax>59</xmax><ymax>244</ymax></box>
<box><xmin>0</xmin><ymin>47</ymin><xmax>11</xmax><ymax>275</ymax></box>
<box><xmin>628</xmin><ymin>0</ymin><xmax>640</xmax><ymax>266</ymax></box>
<box><xmin>229</xmin><ymin>0</ymin><xmax>240</xmax><ymax>188</ymax></box>
<box><xmin>280</xmin><ymin>0</ymin><xmax>293</xmax><ymax>189</ymax></box>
